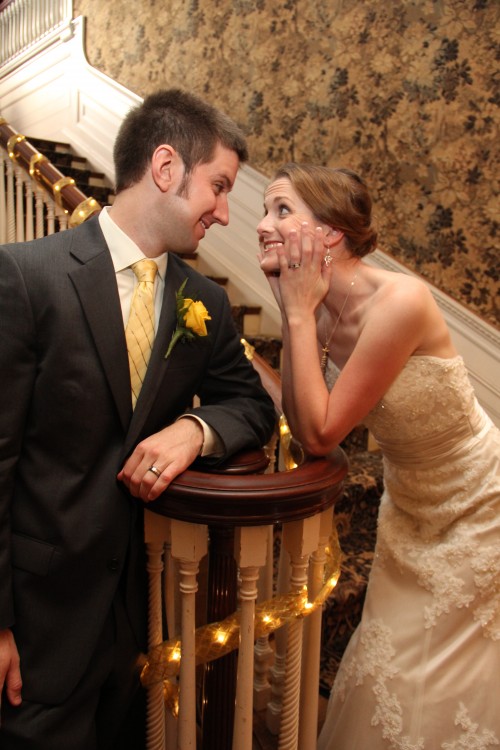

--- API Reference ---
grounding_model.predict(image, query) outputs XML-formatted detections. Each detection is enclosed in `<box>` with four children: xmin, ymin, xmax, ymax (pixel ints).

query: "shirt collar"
<box><xmin>98</xmin><ymin>206</ymin><xmax>168</xmax><ymax>279</ymax></box>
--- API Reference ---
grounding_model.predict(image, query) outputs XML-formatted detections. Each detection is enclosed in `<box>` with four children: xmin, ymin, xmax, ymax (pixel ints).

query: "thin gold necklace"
<box><xmin>320</xmin><ymin>270</ymin><xmax>358</xmax><ymax>375</ymax></box>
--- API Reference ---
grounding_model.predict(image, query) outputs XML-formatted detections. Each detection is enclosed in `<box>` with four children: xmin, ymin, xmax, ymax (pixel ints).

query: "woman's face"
<box><xmin>257</xmin><ymin>178</ymin><xmax>326</xmax><ymax>273</ymax></box>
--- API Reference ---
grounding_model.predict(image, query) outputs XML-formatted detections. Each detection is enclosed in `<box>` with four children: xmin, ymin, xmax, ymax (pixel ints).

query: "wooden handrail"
<box><xmin>0</xmin><ymin>117</ymin><xmax>101</xmax><ymax>226</ymax></box>
<box><xmin>199</xmin><ymin>447</ymin><xmax>270</xmax><ymax>475</ymax></box>
<box><xmin>149</xmin><ymin>448</ymin><xmax>347</xmax><ymax>525</ymax></box>
<box><xmin>247</xmin><ymin>344</ymin><xmax>283</xmax><ymax>415</ymax></box>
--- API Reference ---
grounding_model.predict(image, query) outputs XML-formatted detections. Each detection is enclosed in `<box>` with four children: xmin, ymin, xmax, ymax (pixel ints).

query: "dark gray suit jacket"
<box><xmin>0</xmin><ymin>216</ymin><xmax>275</xmax><ymax>704</ymax></box>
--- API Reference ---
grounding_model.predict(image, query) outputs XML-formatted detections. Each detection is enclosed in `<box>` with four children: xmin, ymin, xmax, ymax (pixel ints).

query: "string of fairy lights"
<box><xmin>141</xmin><ymin>531</ymin><xmax>342</xmax><ymax>713</ymax></box>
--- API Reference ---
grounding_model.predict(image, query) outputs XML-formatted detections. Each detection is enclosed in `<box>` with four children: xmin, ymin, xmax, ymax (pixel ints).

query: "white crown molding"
<box><xmin>1</xmin><ymin>16</ymin><xmax>498</xmax><ymax>426</ymax></box>
<box><xmin>0</xmin><ymin>17</ymin><xmax>140</xmax><ymax>182</ymax></box>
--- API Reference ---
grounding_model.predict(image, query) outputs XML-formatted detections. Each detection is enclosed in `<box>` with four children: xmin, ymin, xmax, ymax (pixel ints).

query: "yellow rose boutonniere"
<box><xmin>165</xmin><ymin>278</ymin><xmax>211</xmax><ymax>359</ymax></box>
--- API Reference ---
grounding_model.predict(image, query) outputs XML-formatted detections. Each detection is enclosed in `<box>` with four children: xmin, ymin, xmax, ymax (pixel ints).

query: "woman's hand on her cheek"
<box><xmin>258</xmin><ymin>251</ymin><xmax>281</xmax><ymax>276</ymax></box>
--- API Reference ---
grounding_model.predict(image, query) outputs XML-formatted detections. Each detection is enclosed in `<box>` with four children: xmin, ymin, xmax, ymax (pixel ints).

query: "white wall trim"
<box><xmin>0</xmin><ymin>16</ymin><xmax>141</xmax><ymax>181</ymax></box>
<box><xmin>1</xmin><ymin>15</ymin><xmax>498</xmax><ymax>425</ymax></box>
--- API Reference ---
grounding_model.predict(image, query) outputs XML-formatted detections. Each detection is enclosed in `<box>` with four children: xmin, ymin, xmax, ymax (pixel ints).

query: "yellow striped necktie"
<box><xmin>125</xmin><ymin>259</ymin><xmax>158</xmax><ymax>408</ymax></box>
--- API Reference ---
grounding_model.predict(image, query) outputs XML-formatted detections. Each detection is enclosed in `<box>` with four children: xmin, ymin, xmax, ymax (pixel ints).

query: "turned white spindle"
<box><xmin>34</xmin><ymin>185</ymin><xmax>45</xmax><ymax>238</ymax></box>
<box><xmin>24</xmin><ymin>179</ymin><xmax>34</xmax><ymax>241</ymax></box>
<box><xmin>278</xmin><ymin>515</ymin><xmax>321</xmax><ymax>750</ymax></box>
<box><xmin>253</xmin><ymin>632</ymin><xmax>275</xmax><ymax>711</ymax></box>
<box><xmin>6</xmin><ymin>158</ymin><xmax>16</xmax><ymax>243</ymax></box>
<box><xmin>163</xmin><ymin>533</ymin><xmax>179</xmax><ymax>644</ymax></box>
<box><xmin>233</xmin><ymin>525</ymin><xmax>268</xmax><ymax>750</ymax></box>
<box><xmin>265</xmin><ymin>532</ymin><xmax>291</xmax><ymax>736</ymax></box>
<box><xmin>46</xmin><ymin>199</ymin><xmax>55</xmax><ymax>235</ymax></box>
<box><xmin>57</xmin><ymin>211</ymin><xmax>68</xmax><ymax>231</ymax></box>
<box><xmin>14</xmin><ymin>165</ymin><xmax>25</xmax><ymax>242</ymax></box>
<box><xmin>144</xmin><ymin>511</ymin><xmax>171</xmax><ymax>750</ymax></box>
<box><xmin>171</xmin><ymin>519</ymin><xmax>208</xmax><ymax>750</ymax></box>
<box><xmin>162</xmin><ymin>533</ymin><xmax>179</xmax><ymax>749</ymax></box>
<box><xmin>0</xmin><ymin>153</ymin><xmax>6</xmax><ymax>244</ymax></box>
<box><xmin>299</xmin><ymin>509</ymin><xmax>334</xmax><ymax>750</ymax></box>
<box><xmin>253</xmin><ymin>526</ymin><xmax>275</xmax><ymax>711</ymax></box>
<box><xmin>266</xmin><ymin>650</ymin><xmax>287</xmax><ymax>736</ymax></box>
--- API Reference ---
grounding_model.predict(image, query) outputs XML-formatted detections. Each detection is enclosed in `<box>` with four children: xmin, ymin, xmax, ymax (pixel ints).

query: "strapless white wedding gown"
<box><xmin>318</xmin><ymin>356</ymin><xmax>500</xmax><ymax>750</ymax></box>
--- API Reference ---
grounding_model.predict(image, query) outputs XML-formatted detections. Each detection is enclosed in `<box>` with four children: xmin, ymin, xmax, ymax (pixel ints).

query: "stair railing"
<box><xmin>0</xmin><ymin>117</ymin><xmax>101</xmax><ymax>244</ymax></box>
<box><xmin>142</xmin><ymin>350</ymin><xmax>348</xmax><ymax>750</ymax></box>
<box><xmin>0</xmin><ymin>0</ymin><xmax>73</xmax><ymax>71</ymax></box>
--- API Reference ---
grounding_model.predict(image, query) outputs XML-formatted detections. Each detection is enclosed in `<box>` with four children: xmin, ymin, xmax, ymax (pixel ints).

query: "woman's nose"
<box><xmin>257</xmin><ymin>215</ymin><xmax>271</xmax><ymax>235</ymax></box>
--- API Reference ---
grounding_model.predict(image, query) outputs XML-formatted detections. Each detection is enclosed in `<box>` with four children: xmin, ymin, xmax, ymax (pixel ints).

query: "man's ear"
<box><xmin>151</xmin><ymin>144</ymin><xmax>179</xmax><ymax>192</ymax></box>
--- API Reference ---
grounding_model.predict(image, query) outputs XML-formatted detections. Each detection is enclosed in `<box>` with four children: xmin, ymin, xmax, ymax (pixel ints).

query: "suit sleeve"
<box><xmin>185</xmin><ymin>289</ymin><xmax>276</xmax><ymax>463</ymax></box>
<box><xmin>0</xmin><ymin>248</ymin><xmax>37</xmax><ymax>629</ymax></box>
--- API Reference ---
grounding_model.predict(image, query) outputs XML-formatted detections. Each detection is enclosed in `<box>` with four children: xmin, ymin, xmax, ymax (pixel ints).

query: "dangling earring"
<box><xmin>324</xmin><ymin>247</ymin><xmax>333</xmax><ymax>267</ymax></box>
<box><xmin>324</xmin><ymin>230</ymin><xmax>336</xmax><ymax>266</ymax></box>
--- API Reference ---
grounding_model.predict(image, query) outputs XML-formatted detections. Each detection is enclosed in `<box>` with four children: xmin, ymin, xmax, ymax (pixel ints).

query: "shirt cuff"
<box><xmin>177</xmin><ymin>415</ymin><xmax>224</xmax><ymax>458</ymax></box>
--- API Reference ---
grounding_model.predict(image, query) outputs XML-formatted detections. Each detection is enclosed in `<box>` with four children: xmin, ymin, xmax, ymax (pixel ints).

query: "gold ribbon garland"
<box><xmin>29</xmin><ymin>152</ymin><xmax>48</xmax><ymax>177</ymax></box>
<box><xmin>2</xmin><ymin>124</ymin><xmax>101</xmax><ymax>223</ymax></box>
<box><xmin>52</xmin><ymin>175</ymin><xmax>75</xmax><ymax>208</ymax></box>
<box><xmin>140</xmin><ymin>529</ymin><xmax>342</xmax><ymax>696</ymax></box>
<box><xmin>69</xmin><ymin>197</ymin><xmax>101</xmax><ymax>227</ymax></box>
<box><xmin>7</xmin><ymin>133</ymin><xmax>25</xmax><ymax>160</ymax></box>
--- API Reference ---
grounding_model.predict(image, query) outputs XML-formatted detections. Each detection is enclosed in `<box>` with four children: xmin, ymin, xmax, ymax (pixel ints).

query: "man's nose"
<box><xmin>213</xmin><ymin>194</ymin><xmax>230</xmax><ymax>226</ymax></box>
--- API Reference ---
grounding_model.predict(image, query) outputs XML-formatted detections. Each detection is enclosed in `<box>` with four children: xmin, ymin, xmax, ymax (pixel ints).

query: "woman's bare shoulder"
<box><xmin>366</xmin><ymin>266</ymin><xmax>433</xmax><ymax>316</ymax></box>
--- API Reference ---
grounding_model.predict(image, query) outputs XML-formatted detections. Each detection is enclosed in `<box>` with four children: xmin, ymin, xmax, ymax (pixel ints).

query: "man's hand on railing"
<box><xmin>117</xmin><ymin>419</ymin><xmax>205</xmax><ymax>502</ymax></box>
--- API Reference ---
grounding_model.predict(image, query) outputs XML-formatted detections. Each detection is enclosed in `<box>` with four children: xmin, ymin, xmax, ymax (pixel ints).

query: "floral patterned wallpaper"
<box><xmin>74</xmin><ymin>0</ymin><xmax>499</xmax><ymax>328</ymax></box>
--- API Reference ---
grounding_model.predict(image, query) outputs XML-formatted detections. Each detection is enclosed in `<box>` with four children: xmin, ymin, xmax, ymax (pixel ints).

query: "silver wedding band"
<box><xmin>148</xmin><ymin>466</ymin><xmax>161</xmax><ymax>478</ymax></box>
<box><xmin>289</xmin><ymin>262</ymin><xmax>301</xmax><ymax>269</ymax></box>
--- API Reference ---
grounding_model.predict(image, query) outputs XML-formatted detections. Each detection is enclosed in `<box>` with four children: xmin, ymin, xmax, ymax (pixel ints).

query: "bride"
<box><xmin>257</xmin><ymin>163</ymin><xmax>500</xmax><ymax>749</ymax></box>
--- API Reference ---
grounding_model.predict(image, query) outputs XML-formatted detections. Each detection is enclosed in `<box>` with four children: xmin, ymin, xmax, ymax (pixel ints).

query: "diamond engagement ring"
<box><xmin>148</xmin><ymin>466</ymin><xmax>161</xmax><ymax>478</ymax></box>
<box><xmin>289</xmin><ymin>262</ymin><xmax>301</xmax><ymax>269</ymax></box>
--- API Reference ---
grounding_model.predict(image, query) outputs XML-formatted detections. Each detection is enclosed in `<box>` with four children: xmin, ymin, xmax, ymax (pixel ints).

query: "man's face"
<box><xmin>163</xmin><ymin>143</ymin><xmax>240</xmax><ymax>253</ymax></box>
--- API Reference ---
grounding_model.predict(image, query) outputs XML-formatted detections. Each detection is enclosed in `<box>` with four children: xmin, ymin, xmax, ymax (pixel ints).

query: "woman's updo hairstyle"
<box><xmin>273</xmin><ymin>163</ymin><xmax>378</xmax><ymax>257</ymax></box>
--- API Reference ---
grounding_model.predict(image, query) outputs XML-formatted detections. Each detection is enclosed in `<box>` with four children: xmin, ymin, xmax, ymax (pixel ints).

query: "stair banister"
<box><xmin>143</xmin><ymin>425</ymin><xmax>347</xmax><ymax>750</ymax></box>
<box><xmin>146</xmin><ymin>449</ymin><xmax>346</xmax><ymax>526</ymax></box>
<box><xmin>0</xmin><ymin>118</ymin><xmax>101</xmax><ymax>229</ymax></box>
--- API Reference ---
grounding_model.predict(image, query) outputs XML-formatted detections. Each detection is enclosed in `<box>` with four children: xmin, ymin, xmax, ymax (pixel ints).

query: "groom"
<box><xmin>0</xmin><ymin>89</ymin><xmax>275</xmax><ymax>749</ymax></box>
